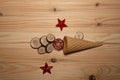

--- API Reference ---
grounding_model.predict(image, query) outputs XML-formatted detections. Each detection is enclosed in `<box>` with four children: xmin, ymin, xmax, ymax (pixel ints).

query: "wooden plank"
<box><xmin>0</xmin><ymin>0</ymin><xmax>120</xmax><ymax>18</ymax></box>
<box><xmin>0</xmin><ymin>0</ymin><xmax>120</xmax><ymax>16</ymax></box>
<box><xmin>0</xmin><ymin>32</ymin><xmax>119</xmax><ymax>63</ymax></box>
<box><xmin>0</xmin><ymin>63</ymin><xmax>120</xmax><ymax>80</ymax></box>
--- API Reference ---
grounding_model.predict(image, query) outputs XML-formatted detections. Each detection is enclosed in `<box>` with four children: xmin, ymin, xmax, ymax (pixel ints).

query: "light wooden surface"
<box><xmin>0</xmin><ymin>0</ymin><xmax>120</xmax><ymax>80</ymax></box>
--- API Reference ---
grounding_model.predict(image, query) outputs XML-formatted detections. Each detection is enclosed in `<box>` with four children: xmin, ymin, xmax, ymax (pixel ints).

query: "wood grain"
<box><xmin>0</xmin><ymin>63</ymin><xmax>120</xmax><ymax>80</ymax></box>
<box><xmin>0</xmin><ymin>0</ymin><xmax>120</xmax><ymax>80</ymax></box>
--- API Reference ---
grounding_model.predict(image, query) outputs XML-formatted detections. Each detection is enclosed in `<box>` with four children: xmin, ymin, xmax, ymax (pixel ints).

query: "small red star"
<box><xmin>56</xmin><ymin>19</ymin><xmax>67</xmax><ymax>31</ymax></box>
<box><xmin>40</xmin><ymin>63</ymin><xmax>53</xmax><ymax>74</ymax></box>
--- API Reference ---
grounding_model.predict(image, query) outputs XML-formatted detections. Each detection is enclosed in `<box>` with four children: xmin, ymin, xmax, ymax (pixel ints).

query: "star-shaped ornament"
<box><xmin>56</xmin><ymin>19</ymin><xmax>67</xmax><ymax>31</ymax></box>
<box><xmin>40</xmin><ymin>63</ymin><xmax>53</xmax><ymax>74</ymax></box>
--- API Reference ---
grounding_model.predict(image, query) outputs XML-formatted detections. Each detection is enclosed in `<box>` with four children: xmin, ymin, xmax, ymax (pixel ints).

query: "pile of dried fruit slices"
<box><xmin>30</xmin><ymin>33</ymin><xmax>64</xmax><ymax>54</ymax></box>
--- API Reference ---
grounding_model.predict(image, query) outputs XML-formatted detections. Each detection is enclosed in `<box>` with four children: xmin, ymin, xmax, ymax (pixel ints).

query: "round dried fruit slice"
<box><xmin>46</xmin><ymin>33</ymin><xmax>55</xmax><ymax>42</ymax></box>
<box><xmin>30</xmin><ymin>37</ymin><xmax>41</xmax><ymax>49</ymax></box>
<box><xmin>74</xmin><ymin>31</ymin><xmax>84</xmax><ymax>39</ymax></box>
<box><xmin>40</xmin><ymin>35</ymin><xmax>49</xmax><ymax>46</ymax></box>
<box><xmin>38</xmin><ymin>46</ymin><xmax>46</xmax><ymax>54</ymax></box>
<box><xmin>53</xmin><ymin>38</ymin><xmax>64</xmax><ymax>51</ymax></box>
<box><xmin>46</xmin><ymin>43</ymin><xmax>54</xmax><ymax>53</ymax></box>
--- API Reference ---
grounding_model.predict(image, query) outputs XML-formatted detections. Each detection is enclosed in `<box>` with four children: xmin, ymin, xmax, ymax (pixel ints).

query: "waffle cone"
<box><xmin>63</xmin><ymin>36</ymin><xmax>103</xmax><ymax>55</ymax></box>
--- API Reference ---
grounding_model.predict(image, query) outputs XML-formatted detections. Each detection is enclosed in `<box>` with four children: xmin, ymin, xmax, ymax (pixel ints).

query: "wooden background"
<box><xmin>0</xmin><ymin>0</ymin><xmax>120</xmax><ymax>80</ymax></box>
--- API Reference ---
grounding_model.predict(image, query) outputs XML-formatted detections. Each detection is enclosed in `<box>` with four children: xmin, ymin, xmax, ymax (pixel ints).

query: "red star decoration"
<box><xmin>40</xmin><ymin>63</ymin><xmax>53</xmax><ymax>74</ymax></box>
<box><xmin>56</xmin><ymin>19</ymin><xmax>67</xmax><ymax>31</ymax></box>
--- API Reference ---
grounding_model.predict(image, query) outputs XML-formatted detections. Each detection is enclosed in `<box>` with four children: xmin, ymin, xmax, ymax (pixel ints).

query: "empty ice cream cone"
<box><xmin>63</xmin><ymin>36</ymin><xmax>103</xmax><ymax>55</ymax></box>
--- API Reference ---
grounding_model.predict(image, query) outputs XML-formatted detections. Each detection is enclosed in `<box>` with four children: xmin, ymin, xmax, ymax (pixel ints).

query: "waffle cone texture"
<box><xmin>63</xmin><ymin>36</ymin><xmax>103</xmax><ymax>55</ymax></box>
